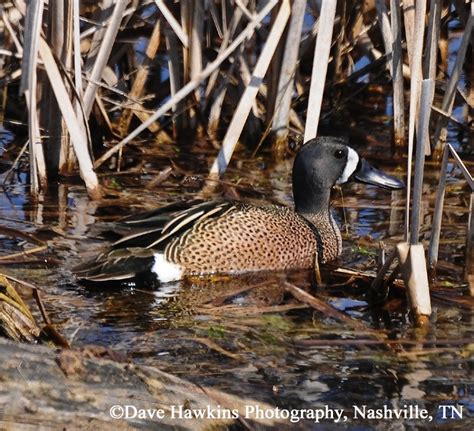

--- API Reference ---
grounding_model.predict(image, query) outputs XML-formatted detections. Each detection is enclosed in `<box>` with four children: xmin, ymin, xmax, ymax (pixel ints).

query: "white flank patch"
<box><xmin>336</xmin><ymin>147</ymin><xmax>359</xmax><ymax>184</ymax></box>
<box><xmin>151</xmin><ymin>253</ymin><xmax>183</xmax><ymax>283</ymax></box>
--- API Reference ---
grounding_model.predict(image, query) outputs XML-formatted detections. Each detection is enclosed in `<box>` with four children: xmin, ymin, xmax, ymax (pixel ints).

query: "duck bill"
<box><xmin>354</xmin><ymin>159</ymin><xmax>405</xmax><ymax>190</ymax></box>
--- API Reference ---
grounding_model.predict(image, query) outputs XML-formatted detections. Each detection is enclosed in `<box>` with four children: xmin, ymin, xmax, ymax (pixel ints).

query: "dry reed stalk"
<box><xmin>433</xmin><ymin>5</ymin><xmax>473</xmax><ymax>157</ymax></box>
<box><xmin>402</xmin><ymin>0</ymin><xmax>415</xmax><ymax>67</ymax></box>
<box><xmin>0</xmin><ymin>49</ymin><xmax>21</xmax><ymax>59</ymax></box>
<box><xmin>166</xmin><ymin>27</ymin><xmax>184</xmax><ymax>138</ymax></box>
<box><xmin>428</xmin><ymin>146</ymin><xmax>449</xmax><ymax>270</ymax></box>
<box><xmin>220</xmin><ymin>0</ymin><xmax>228</xmax><ymax>33</ymax></box>
<box><xmin>376</xmin><ymin>0</ymin><xmax>393</xmax><ymax>74</ymax></box>
<box><xmin>376</xmin><ymin>0</ymin><xmax>405</xmax><ymax>146</ymax></box>
<box><xmin>466</xmin><ymin>194</ymin><xmax>474</xmax><ymax>293</ymax></box>
<box><xmin>0</xmin><ymin>85</ymin><xmax>6</xmax><ymax>126</ymax></box>
<box><xmin>283</xmin><ymin>282</ymin><xmax>371</xmax><ymax>331</ymax></box>
<box><xmin>405</xmin><ymin>0</ymin><xmax>427</xmax><ymax>242</ymax></box>
<box><xmin>390</xmin><ymin>79</ymin><xmax>434</xmax><ymax>325</ymax></box>
<box><xmin>236</xmin><ymin>56</ymin><xmax>263</xmax><ymax>140</ymax></box>
<box><xmin>1</xmin><ymin>8</ymin><xmax>23</xmax><ymax>54</ymax></box>
<box><xmin>190</xmin><ymin>1</ymin><xmax>203</xmax><ymax>106</ymax></box>
<box><xmin>83</xmin><ymin>0</ymin><xmax>113</xmax><ymax>72</ymax></box>
<box><xmin>49</xmin><ymin>0</ymin><xmax>69</xmax><ymax>67</ymax></box>
<box><xmin>94</xmin><ymin>93</ymin><xmax>114</xmax><ymax>136</ymax></box>
<box><xmin>39</xmin><ymin>38</ymin><xmax>101</xmax><ymax>199</ymax></box>
<box><xmin>94</xmin><ymin>0</ymin><xmax>280</xmax><ymax>169</ymax></box>
<box><xmin>180</xmin><ymin>0</ymin><xmax>191</xmax><ymax>130</ymax></box>
<box><xmin>208</xmin><ymin>0</ymin><xmax>223</xmax><ymax>39</ymax></box>
<box><xmin>235</xmin><ymin>0</ymin><xmax>255</xmax><ymax>20</ymax></box>
<box><xmin>410</xmin><ymin>79</ymin><xmax>434</xmax><ymax>242</ymax></box>
<box><xmin>204</xmin><ymin>0</ymin><xmax>246</xmax><ymax>101</ymax></box>
<box><xmin>298</xmin><ymin>13</ymin><xmax>319</xmax><ymax>59</ymax></box>
<box><xmin>265</xmin><ymin>6</ymin><xmax>285</xmax><ymax>129</ymax></box>
<box><xmin>332</xmin><ymin>1</ymin><xmax>346</xmax><ymax>82</ymax></box>
<box><xmin>209</xmin><ymin>45</ymin><xmax>304</xmax><ymax>145</ymax></box>
<box><xmin>18</xmin><ymin>0</ymin><xmax>38</xmax><ymax>94</ymax></box>
<box><xmin>240</xmin><ymin>54</ymin><xmax>305</xmax><ymax>137</ymax></box>
<box><xmin>428</xmin><ymin>144</ymin><xmax>474</xmax><ymax>280</ymax></box>
<box><xmin>444</xmin><ymin>146</ymin><xmax>474</xmax><ymax>190</ymax></box>
<box><xmin>47</xmin><ymin>0</ymin><xmax>73</xmax><ymax>175</ymax></box>
<box><xmin>69</xmin><ymin>0</ymin><xmax>82</xmax><ymax>170</ymax></box>
<box><xmin>453</xmin><ymin>0</ymin><xmax>473</xmax><ymax>29</ymax></box>
<box><xmin>118</xmin><ymin>19</ymin><xmax>162</xmax><ymax>136</ymax></box>
<box><xmin>271</xmin><ymin>0</ymin><xmax>307</xmax><ymax>152</ymax></box>
<box><xmin>304</xmin><ymin>0</ymin><xmax>337</xmax><ymax>142</ymax></box>
<box><xmin>207</xmin><ymin>83</ymin><xmax>228</xmax><ymax>141</ymax></box>
<box><xmin>428</xmin><ymin>145</ymin><xmax>450</xmax><ymax>271</ymax></box>
<box><xmin>389</xmin><ymin>0</ymin><xmax>405</xmax><ymax>147</ymax></box>
<box><xmin>421</xmin><ymin>0</ymin><xmax>442</xmax><ymax>153</ymax></box>
<box><xmin>21</xmin><ymin>0</ymin><xmax>47</xmax><ymax>195</ymax></box>
<box><xmin>82</xmin><ymin>0</ymin><xmax>130</xmax><ymax>118</ymax></box>
<box><xmin>396</xmin><ymin>243</ymin><xmax>431</xmax><ymax>325</ymax></box>
<box><xmin>72</xmin><ymin>0</ymin><xmax>81</xmax><ymax>98</ymax></box>
<box><xmin>208</xmin><ymin>59</ymin><xmax>237</xmax><ymax>141</ymax></box>
<box><xmin>423</xmin><ymin>0</ymin><xmax>441</xmax><ymax>81</ymax></box>
<box><xmin>208</xmin><ymin>0</ymin><xmax>291</xmax><ymax>177</ymax></box>
<box><xmin>238</xmin><ymin>56</ymin><xmax>262</xmax><ymax>119</ymax></box>
<box><xmin>25</xmin><ymin>91</ymin><xmax>46</xmax><ymax>195</ymax></box>
<box><xmin>369</xmin><ymin>248</ymin><xmax>398</xmax><ymax>292</ymax></box>
<box><xmin>180</xmin><ymin>0</ymin><xmax>191</xmax><ymax>76</ymax></box>
<box><xmin>154</xmin><ymin>0</ymin><xmax>189</xmax><ymax>47</ymax></box>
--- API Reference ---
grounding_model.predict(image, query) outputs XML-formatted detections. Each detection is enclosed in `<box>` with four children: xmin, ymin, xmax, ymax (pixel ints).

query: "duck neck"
<box><xmin>294</xmin><ymin>188</ymin><xmax>342</xmax><ymax>263</ymax></box>
<box><xmin>293</xmin><ymin>185</ymin><xmax>331</xmax><ymax>216</ymax></box>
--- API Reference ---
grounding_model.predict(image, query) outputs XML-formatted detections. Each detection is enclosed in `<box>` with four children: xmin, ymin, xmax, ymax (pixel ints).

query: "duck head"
<box><xmin>292</xmin><ymin>136</ymin><xmax>405</xmax><ymax>214</ymax></box>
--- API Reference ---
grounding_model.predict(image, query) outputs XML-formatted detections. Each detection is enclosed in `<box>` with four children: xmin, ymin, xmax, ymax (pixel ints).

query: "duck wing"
<box><xmin>112</xmin><ymin>200</ymin><xmax>236</xmax><ymax>250</ymax></box>
<box><xmin>73</xmin><ymin>247</ymin><xmax>157</xmax><ymax>282</ymax></box>
<box><xmin>74</xmin><ymin>200</ymin><xmax>237</xmax><ymax>282</ymax></box>
<box><xmin>86</xmin><ymin>199</ymin><xmax>204</xmax><ymax>241</ymax></box>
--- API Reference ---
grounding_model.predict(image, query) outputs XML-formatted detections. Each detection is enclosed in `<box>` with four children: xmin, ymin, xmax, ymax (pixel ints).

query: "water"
<box><xmin>1</xmin><ymin>120</ymin><xmax>472</xmax><ymax>429</ymax></box>
<box><xmin>1</xmin><ymin>35</ymin><xmax>473</xmax><ymax>428</ymax></box>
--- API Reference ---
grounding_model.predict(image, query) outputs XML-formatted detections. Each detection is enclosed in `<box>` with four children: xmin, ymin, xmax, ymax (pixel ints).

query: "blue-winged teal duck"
<box><xmin>74</xmin><ymin>137</ymin><xmax>404</xmax><ymax>283</ymax></box>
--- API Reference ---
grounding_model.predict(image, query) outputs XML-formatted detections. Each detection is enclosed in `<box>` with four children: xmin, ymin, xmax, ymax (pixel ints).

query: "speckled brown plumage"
<box><xmin>74</xmin><ymin>137</ymin><xmax>405</xmax><ymax>283</ymax></box>
<box><xmin>303</xmin><ymin>211</ymin><xmax>342</xmax><ymax>263</ymax></box>
<box><xmin>163</xmin><ymin>204</ymin><xmax>339</xmax><ymax>275</ymax></box>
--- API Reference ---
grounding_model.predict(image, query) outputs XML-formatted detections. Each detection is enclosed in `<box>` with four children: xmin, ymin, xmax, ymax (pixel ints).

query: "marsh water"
<box><xmin>1</xmin><ymin>81</ymin><xmax>473</xmax><ymax>430</ymax></box>
<box><xmin>1</xmin><ymin>127</ymin><xmax>473</xmax><ymax>430</ymax></box>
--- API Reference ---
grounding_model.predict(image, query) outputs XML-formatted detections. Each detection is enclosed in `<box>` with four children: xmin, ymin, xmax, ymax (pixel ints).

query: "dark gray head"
<box><xmin>292</xmin><ymin>136</ymin><xmax>404</xmax><ymax>214</ymax></box>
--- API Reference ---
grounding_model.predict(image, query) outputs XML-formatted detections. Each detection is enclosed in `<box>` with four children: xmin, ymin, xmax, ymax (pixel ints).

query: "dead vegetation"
<box><xmin>0</xmin><ymin>1</ymin><xmax>472</xmax><ymax>340</ymax></box>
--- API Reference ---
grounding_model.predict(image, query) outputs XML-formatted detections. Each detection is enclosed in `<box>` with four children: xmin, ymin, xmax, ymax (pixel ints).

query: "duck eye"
<box><xmin>334</xmin><ymin>149</ymin><xmax>344</xmax><ymax>159</ymax></box>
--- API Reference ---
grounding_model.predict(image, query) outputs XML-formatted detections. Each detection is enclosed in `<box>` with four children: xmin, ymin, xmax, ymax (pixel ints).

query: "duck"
<box><xmin>74</xmin><ymin>136</ymin><xmax>404</xmax><ymax>283</ymax></box>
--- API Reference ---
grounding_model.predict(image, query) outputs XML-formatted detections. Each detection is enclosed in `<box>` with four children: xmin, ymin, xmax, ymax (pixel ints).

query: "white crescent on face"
<box><xmin>336</xmin><ymin>147</ymin><xmax>359</xmax><ymax>185</ymax></box>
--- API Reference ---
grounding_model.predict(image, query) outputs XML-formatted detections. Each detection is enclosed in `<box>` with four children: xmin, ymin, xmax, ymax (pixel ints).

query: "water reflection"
<box><xmin>0</xmin><ymin>101</ymin><xmax>472</xmax><ymax>429</ymax></box>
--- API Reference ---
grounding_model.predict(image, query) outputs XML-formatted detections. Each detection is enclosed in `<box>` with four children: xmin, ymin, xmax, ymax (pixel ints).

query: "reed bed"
<box><xmin>0</xmin><ymin>0</ymin><xmax>472</xmax><ymax>298</ymax></box>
